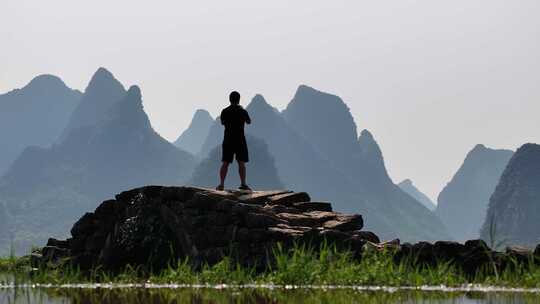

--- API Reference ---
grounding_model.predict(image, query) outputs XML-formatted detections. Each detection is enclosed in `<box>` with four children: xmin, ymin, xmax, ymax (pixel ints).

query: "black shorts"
<box><xmin>222</xmin><ymin>138</ymin><xmax>249</xmax><ymax>163</ymax></box>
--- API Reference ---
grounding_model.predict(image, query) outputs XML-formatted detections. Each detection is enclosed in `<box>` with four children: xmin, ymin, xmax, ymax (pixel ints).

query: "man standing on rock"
<box><xmin>216</xmin><ymin>91</ymin><xmax>252</xmax><ymax>191</ymax></box>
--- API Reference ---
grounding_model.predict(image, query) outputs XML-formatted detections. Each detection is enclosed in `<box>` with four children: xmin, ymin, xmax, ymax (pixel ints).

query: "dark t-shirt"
<box><xmin>220</xmin><ymin>104</ymin><xmax>251</xmax><ymax>142</ymax></box>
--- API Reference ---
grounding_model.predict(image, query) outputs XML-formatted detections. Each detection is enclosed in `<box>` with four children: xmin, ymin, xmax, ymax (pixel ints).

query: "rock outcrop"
<box><xmin>36</xmin><ymin>185</ymin><xmax>540</xmax><ymax>276</ymax></box>
<box><xmin>35</xmin><ymin>186</ymin><xmax>366</xmax><ymax>270</ymax></box>
<box><xmin>398</xmin><ymin>179</ymin><xmax>436</xmax><ymax>211</ymax></box>
<box><xmin>436</xmin><ymin>144</ymin><xmax>513</xmax><ymax>241</ymax></box>
<box><xmin>393</xmin><ymin>239</ymin><xmax>540</xmax><ymax>276</ymax></box>
<box><xmin>480</xmin><ymin>143</ymin><xmax>540</xmax><ymax>247</ymax></box>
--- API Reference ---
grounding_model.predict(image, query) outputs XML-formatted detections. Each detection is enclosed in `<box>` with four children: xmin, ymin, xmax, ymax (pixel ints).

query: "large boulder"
<box><xmin>36</xmin><ymin>186</ymin><xmax>366</xmax><ymax>271</ymax></box>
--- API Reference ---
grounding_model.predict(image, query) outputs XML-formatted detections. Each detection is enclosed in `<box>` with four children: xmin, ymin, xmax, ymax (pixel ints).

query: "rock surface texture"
<box><xmin>36</xmin><ymin>186</ymin><xmax>366</xmax><ymax>270</ymax></box>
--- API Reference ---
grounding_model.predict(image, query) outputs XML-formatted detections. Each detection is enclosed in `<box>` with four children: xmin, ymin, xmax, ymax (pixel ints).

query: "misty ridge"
<box><xmin>1</xmin><ymin>67</ymin><xmax>539</xmax><ymax>255</ymax></box>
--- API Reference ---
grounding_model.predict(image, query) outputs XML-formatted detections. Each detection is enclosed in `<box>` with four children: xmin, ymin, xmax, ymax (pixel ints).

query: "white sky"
<box><xmin>1</xmin><ymin>0</ymin><xmax>539</xmax><ymax>201</ymax></box>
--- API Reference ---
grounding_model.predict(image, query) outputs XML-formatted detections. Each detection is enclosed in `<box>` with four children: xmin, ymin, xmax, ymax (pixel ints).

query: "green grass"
<box><xmin>2</xmin><ymin>244</ymin><xmax>540</xmax><ymax>288</ymax></box>
<box><xmin>0</xmin><ymin>255</ymin><xmax>30</xmax><ymax>272</ymax></box>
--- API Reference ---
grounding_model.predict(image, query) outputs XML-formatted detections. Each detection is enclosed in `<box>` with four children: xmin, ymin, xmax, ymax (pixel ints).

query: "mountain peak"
<box><xmin>126</xmin><ymin>85</ymin><xmax>141</xmax><ymax>100</ymax></box>
<box><xmin>465</xmin><ymin>144</ymin><xmax>513</xmax><ymax>164</ymax></box>
<box><xmin>247</xmin><ymin>94</ymin><xmax>278</xmax><ymax>115</ymax></box>
<box><xmin>358</xmin><ymin>129</ymin><xmax>381</xmax><ymax>153</ymax></box>
<box><xmin>174</xmin><ymin>109</ymin><xmax>214</xmax><ymax>154</ymax></box>
<box><xmin>473</xmin><ymin>143</ymin><xmax>487</xmax><ymax>149</ymax></box>
<box><xmin>295</xmin><ymin>84</ymin><xmax>317</xmax><ymax>94</ymax></box>
<box><xmin>25</xmin><ymin>74</ymin><xmax>67</xmax><ymax>90</ymax></box>
<box><xmin>188</xmin><ymin>109</ymin><xmax>213</xmax><ymax>127</ymax></box>
<box><xmin>436</xmin><ymin>143</ymin><xmax>514</xmax><ymax>241</ymax></box>
<box><xmin>517</xmin><ymin>143</ymin><xmax>540</xmax><ymax>153</ymax></box>
<box><xmin>97</xmin><ymin>84</ymin><xmax>152</xmax><ymax>136</ymax></box>
<box><xmin>93</xmin><ymin>67</ymin><xmax>115</xmax><ymax>80</ymax></box>
<box><xmin>283</xmin><ymin>85</ymin><xmax>359</xmax><ymax>171</ymax></box>
<box><xmin>61</xmin><ymin>68</ymin><xmax>127</xmax><ymax>139</ymax></box>
<box><xmin>117</xmin><ymin>85</ymin><xmax>144</xmax><ymax>112</ymax></box>
<box><xmin>398</xmin><ymin>179</ymin><xmax>436</xmax><ymax>211</ymax></box>
<box><xmin>85</xmin><ymin>67</ymin><xmax>125</xmax><ymax>94</ymax></box>
<box><xmin>399</xmin><ymin>179</ymin><xmax>413</xmax><ymax>187</ymax></box>
<box><xmin>194</xmin><ymin>109</ymin><xmax>212</xmax><ymax>118</ymax></box>
<box><xmin>293</xmin><ymin>84</ymin><xmax>338</xmax><ymax>100</ymax></box>
<box><xmin>359</xmin><ymin>129</ymin><xmax>374</xmax><ymax>140</ymax></box>
<box><xmin>251</xmin><ymin>94</ymin><xmax>269</xmax><ymax>105</ymax></box>
<box><xmin>357</xmin><ymin>129</ymin><xmax>391</xmax><ymax>183</ymax></box>
<box><xmin>470</xmin><ymin>144</ymin><xmax>488</xmax><ymax>154</ymax></box>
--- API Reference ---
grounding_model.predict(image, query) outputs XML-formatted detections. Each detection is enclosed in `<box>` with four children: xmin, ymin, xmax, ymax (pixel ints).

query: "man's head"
<box><xmin>229</xmin><ymin>91</ymin><xmax>240</xmax><ymax>105</ymax></box>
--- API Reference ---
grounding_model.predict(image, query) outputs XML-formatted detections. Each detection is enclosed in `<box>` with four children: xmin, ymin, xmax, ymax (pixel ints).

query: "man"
<box><xmin>216</xmin><ymin>91</ymin><xmax>252</xmax><ymax>191</ymax></box>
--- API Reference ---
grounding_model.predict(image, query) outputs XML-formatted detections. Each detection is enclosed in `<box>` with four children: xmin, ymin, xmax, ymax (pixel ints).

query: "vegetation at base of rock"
<box><xmin>3</xmin><ymin>245</ymin><xmax>540</xmax><ymax>288</ymax></box>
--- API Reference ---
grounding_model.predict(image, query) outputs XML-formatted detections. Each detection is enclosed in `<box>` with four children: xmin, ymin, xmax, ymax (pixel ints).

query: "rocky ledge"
<box><xmin>36</xmin><ymin>186</ymin><xmax>370</xmax><ymax>270</ymax></box>
<box><xmin>35</xmin><ymin>186</ymin><xmax>540</xmax><ymax>275</ymax></box>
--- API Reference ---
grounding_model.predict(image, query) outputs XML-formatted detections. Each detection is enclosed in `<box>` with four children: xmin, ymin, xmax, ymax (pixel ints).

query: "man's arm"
<box><xmin>220</xmin><ymin>110</ymin><xmax>226</xmax><ymax>125</ymax></box>
<box><xmin>245</xmin><ymin>110</ymin><xmax>251</xmax><ymax>125</ymax></box>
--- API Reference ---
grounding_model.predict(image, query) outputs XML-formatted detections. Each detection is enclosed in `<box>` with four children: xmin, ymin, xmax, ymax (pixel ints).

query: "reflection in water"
<box><xmin>1</xmin><ymin>288</ymin><xmax>540</xmax><ymax>304</ymax></box>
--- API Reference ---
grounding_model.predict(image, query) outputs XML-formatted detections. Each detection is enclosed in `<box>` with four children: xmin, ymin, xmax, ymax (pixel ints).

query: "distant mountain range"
<box><xmin>481</xmin><ymin>143</ymin><xmax>540</xmax><ymax>247</ymax></box>
<box><xmin>0</xmin><ymin>68</ymin><xmax>196</xmax><ymax>255</ymax></box>
<box><xmin>6</xmin><ymin>68</ymin><xmax>537</xmax><ymax>254</ymax></box>
<box><xmin>398</xmin><ymin>179</ymin><xmax>436</xmax><ymax>211</ymax></box>
<box><xmin>0</xmin><ymin>75</ymin><xmax>81</xmax><ymax>177</ymax></box>
<box><xmin>436</xmin><ymin>144</ymin><xmax>513</xmax><ymax>242</ymax></box>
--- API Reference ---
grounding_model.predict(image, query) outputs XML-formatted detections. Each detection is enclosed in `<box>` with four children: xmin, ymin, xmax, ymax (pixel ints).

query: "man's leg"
<box><xmin>217</xmin><ymin>162</ymin><xmax>229</xmax><ymax>190</ymax></box>
<box><xmin>238</xmin><ymin>161</ymin><xmax>247</xmax><ymax>186</ymax></box>
<box><xmin>219</xmin><ymin>141</ymin><xmax>233</xmax><ymax>190</ymax></box>
<box><xmin>237</xmin><ymin>139</ymin><xmax>250</xmax><ymax>190</ymax></box>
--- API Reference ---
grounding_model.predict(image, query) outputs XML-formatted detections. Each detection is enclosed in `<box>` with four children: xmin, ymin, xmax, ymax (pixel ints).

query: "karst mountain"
<box><xmin>436</xmin><ymin>144</ymin><xmax>513</xmax><ymax>241</ymax></box>
<box><xmin>480</xmin><ymin>143</ymin><xmax>540</xmax><ymax>247</ymax></box>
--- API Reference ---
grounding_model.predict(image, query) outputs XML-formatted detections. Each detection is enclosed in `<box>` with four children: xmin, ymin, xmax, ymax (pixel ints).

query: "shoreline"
<box><xmin>2</xmin><ymin>283</ymin><xmax>540</xmax><ymax>293</ymax></box>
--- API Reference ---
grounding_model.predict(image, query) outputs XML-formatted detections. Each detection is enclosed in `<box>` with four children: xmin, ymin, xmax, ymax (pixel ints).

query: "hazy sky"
<box><xmin>2</xmin><ymin>0</ymin><xmax>539</xmax><ymax>201</ymax></box>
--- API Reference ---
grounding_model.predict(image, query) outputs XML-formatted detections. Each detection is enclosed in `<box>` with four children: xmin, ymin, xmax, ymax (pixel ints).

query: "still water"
<box><xmin>1</xmin><ymin>285</ymin><xmax>540</xmax><ymax>304</ymax></box>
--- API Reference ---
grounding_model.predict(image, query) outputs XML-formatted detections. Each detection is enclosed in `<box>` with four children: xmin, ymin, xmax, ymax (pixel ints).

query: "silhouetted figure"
<box><xmin>216</xmin><ymin>91</ymin><xmax>252</xmax><ymax>191</ymax></box>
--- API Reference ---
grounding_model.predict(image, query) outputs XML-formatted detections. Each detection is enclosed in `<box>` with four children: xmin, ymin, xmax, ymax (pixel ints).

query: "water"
<box><xmin>1</xmin><ymin>284</ymin><xmax>540</xmax><ymax>304</ymax></box>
